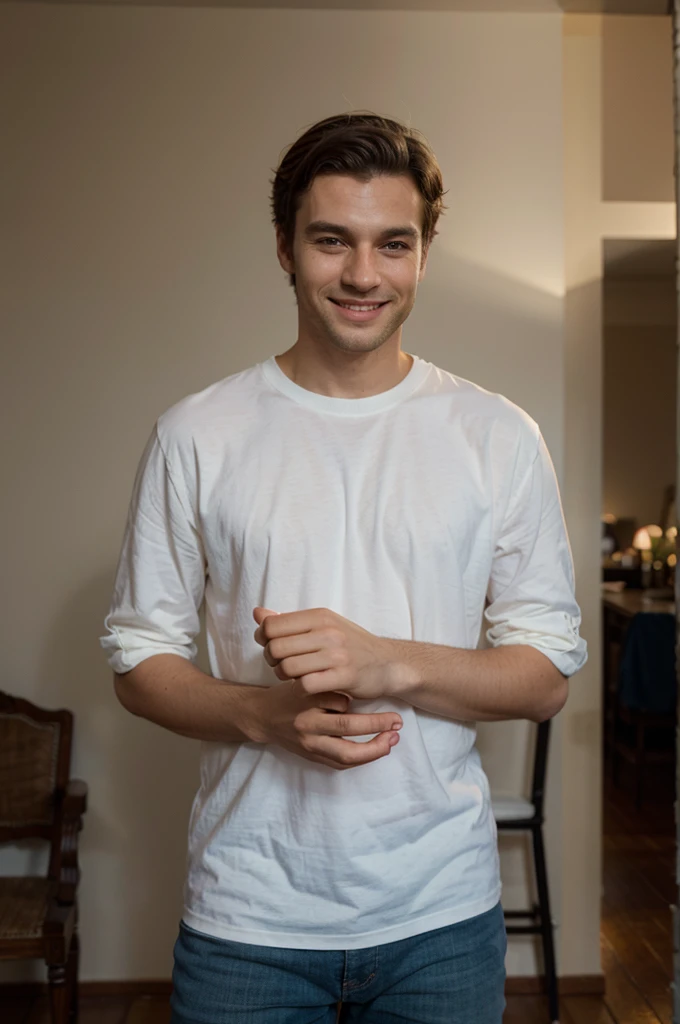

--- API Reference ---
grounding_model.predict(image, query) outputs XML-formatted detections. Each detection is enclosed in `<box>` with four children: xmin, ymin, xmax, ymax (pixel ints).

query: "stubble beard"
<box><xmin>306</xmin><ymin>293</ymin><xmax>415</xmax><ymax>354</ymax></box>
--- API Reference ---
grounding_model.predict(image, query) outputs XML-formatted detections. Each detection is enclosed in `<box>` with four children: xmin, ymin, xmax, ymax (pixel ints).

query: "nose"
<box><xmin>341</xmin><ymin>244</ymin><xmax>382</xmax><ymax>293</ymax></box>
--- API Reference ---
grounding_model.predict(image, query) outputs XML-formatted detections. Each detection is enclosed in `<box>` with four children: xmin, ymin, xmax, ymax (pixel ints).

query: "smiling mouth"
<box><xmin>329</xmin><ymin>299</ymin><xmax>389</xmax><ymax>311</ymax></box>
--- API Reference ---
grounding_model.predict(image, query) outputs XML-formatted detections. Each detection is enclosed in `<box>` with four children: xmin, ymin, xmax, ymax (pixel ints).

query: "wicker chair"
<box><xmin>0</xmin><ymin>690</ymin><xmax>87</xmax><ymax>1024</ymax></box>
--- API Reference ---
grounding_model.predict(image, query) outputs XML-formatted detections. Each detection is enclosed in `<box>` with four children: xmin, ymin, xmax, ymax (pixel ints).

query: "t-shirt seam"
<box><xmin>153</xmin><ymin>423</ymin><xmax>192</xmax><ymax>521</ymax></box>
<box><xmin>494</xmin><ymin>426</ymin><xmax>541</xmax><ymax>547</ymax></box>
<box><xmin>259</xmin><ymin>357</ymin><xmax>432</xmax><ymax>418</ymax></box>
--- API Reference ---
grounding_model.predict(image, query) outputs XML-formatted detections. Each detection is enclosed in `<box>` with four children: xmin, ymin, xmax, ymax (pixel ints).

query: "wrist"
<box><xmin>382</xmin><ymin>638</ymin><xmax>421</xmax><ymax>700</ymax></box>
<box><xmin>230</xmin><ymin>685</ymin><xmax>269</xmax><ymax>744</ymax></box>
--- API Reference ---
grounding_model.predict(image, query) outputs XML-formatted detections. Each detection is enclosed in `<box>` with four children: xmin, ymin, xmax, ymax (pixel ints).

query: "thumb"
<box><xmin>253</xmin><ymin>606</ymin><xmax>280</xmax><ymax>624</ymax></box>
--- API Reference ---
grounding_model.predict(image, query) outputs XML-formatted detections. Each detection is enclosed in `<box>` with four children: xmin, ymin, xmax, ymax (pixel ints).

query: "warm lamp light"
<box><xmin>645</xmin><ymin>524</ymin><xmax>663</xmax><ymax>539</ymax></box>
<box><xmin>632</xmin><ymin>528</ymin><xmax>652</xmax><ymax>551</ymax></box>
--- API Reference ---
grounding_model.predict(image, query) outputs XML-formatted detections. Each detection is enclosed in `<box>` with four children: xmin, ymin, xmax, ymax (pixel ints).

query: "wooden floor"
<box><xmin>3</xmin><ymin>760</ymin><xmax>676</xmax><ymax>1024</ymax></box>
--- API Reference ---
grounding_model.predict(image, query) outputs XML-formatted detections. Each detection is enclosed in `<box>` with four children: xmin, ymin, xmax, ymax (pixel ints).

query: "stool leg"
<box><xmin>532</xmin><ymin>826</ymin><xmax>559</xmax><ymax>1023</ymax></box>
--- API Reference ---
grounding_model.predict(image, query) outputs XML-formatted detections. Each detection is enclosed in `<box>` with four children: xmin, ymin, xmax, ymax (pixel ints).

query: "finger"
<box><xmin>275</xmin><ymin>648</ymin><xmax>344</xmax><ymax>679</ymax></box>
<box><xmin>316</xmin><ymin>692</ymin><xmax>350</xmax><ymax>714</ymax></box>
<box><xmin>298</xmin><ymin>672</ymin><xmax>346</xmax><ymax>696</ymax></box>
<box><xmin>253</xmin><ymin>609</ymin><xmax>280</xmax><ymax>646</ymax></box>
<box><xmin>263</xmin><ymin>646</ymin><xmax>278</xmax><ymax>667</ymax></box>
<box><xmin>312</xmin><ymin>732</ymin><xmax>400</xmax><ymax>768</ymax></box>
<box><xmin>288</xmin><ymin>681</ymin><xmax>347</xmax><ymax>712</ymax></box>
<box><xmin>259</xmin><ymin>609</ymin><xmax>329</xmax><ymax>642</ymax></box>
<box><xmin>310</xmin><ymin>712</ymin><xmax>403</xmax><ymax>738</ymax></box>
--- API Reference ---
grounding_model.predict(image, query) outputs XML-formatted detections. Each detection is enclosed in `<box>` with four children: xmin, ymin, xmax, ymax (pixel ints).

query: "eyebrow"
<box><xmin>304</xmin><ymin>220</ymin><xmax>420</xmax><ymax>242</ymax></box>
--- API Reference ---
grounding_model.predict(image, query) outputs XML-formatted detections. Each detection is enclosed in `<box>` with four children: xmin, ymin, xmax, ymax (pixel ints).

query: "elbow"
<box><xmin>531</xmin><ymin>674</ymin><xmax>569</xmax><ymax>723</ymax></box>
<box><xmin>113</xmin><ymin>672</ymin><xmax>143</xmax><ymax>716</ymax></box>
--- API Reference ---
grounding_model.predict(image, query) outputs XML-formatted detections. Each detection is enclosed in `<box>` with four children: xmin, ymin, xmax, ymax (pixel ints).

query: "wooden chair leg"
<box><xmin>68</xmin><ymin>932</ymin><xmax>80</xmax><ymax>1023</ymax></box>
<box><xmin>48</xmin><ymin>962</ymin><xmax>70</xmax><ymax>1024</ymax></box>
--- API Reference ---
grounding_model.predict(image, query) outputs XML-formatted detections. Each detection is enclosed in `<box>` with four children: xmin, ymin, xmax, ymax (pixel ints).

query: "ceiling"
<box><xmin>16</xmin><ymin>0</ymin><xmax>669</xmax><ymax>12</ymax></box>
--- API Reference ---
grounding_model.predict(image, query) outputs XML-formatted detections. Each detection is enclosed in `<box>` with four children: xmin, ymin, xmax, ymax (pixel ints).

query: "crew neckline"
<box><xmin>260</xmin><ymin>352</ymin><xmax>431</xmax><ymax>417</ymax></box>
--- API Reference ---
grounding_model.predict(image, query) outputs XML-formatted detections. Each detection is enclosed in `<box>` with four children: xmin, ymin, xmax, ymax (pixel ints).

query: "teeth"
<box><xmin>338</xmin><ymin>303</ymin><xmax>382</xmax><ymax>311</ymax></box>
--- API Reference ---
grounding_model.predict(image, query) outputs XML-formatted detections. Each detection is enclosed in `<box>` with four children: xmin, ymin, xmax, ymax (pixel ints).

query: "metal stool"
<box><xmin>492</xmin><ymin>719</ymin><xmax>558</xmax><ymax>1024</ymax></box>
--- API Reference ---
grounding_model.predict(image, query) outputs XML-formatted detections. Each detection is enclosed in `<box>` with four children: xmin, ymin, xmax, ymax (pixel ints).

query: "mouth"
<box><xmin>329</xmin><ymin>298</ymin><xmax>390</xmax><ymax>323</ymax></box>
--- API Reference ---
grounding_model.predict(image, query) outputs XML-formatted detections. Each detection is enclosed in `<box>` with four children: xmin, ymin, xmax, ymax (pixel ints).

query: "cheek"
<box><xmin>390</xmin><ymin>263</ymin><xmax>421</xmax><ymax>295</ymax></box>
<box><xmin>299</xmin><ymin>254</ymin><xmax>339</xmax><ymax>292</ymax></box>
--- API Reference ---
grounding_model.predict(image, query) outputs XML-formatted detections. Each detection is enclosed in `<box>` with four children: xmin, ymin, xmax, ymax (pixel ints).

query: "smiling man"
<box><xmin>101</xmin><ymin>112</ymin><xmax>587</xmax><ymax>1024</ymax></box>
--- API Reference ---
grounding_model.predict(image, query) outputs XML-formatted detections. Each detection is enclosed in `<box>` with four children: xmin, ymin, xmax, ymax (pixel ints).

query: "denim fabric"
<box><xmin>170</xmin><ymin>902</ymin><xmax>507</xmax><ymax>1024</ymax></box>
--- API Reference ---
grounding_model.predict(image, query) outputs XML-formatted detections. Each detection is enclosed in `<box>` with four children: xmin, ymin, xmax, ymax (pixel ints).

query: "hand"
<box><xmin>252</xmin><ymin>606</ymin><xmax>400</xmax><ymax>700</ymax></box>
<box><xmin>247</xmin><ymin>677</ymin><xmax>401</xmax><ymax>771</ymax></box>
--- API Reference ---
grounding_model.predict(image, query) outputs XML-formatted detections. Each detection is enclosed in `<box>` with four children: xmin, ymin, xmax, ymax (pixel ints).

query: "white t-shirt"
<box><xmin>101</xmin><ymin>352</ymin><xmax>587</xmax><ymax>949</ymax></box>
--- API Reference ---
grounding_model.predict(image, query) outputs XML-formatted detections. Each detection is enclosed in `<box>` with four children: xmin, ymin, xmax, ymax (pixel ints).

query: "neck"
<box><xmin>274</xmin><ymin>341</ymin><xmax>413</xmax><ymax>399</ymax></box>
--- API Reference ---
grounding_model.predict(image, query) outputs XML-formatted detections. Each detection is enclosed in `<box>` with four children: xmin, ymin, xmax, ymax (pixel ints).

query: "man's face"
<box><xmin>277</xmin><ymin>173</ymin><xmax>428</xmax><ymax>355</ymax></box>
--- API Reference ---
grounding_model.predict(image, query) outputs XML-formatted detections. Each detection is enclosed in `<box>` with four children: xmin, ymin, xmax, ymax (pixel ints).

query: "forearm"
<box><xmin>113</xmin><ymin>654</ymin><xmax>262</xmax><ymax>743</ymax></box>
<box><xmin>387</xmin><ymin>641</ymin><xmax>568</xmax><ymax>723</ymax></box>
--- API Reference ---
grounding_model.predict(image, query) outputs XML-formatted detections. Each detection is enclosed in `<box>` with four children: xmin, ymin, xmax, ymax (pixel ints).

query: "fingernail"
<box><xmin>389</xmin><ymin>733</ymin><xmax>399</xmax><ymax>746</ymax></box>
<box><xmin>392</xmin><ymin>721</ymin><xmax>402</xmax><ymax>730</ymax></box>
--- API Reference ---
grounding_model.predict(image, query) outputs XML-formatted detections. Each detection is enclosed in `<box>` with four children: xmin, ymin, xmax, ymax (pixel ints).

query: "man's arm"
<box><xmin>386</xmin><ymin>640</ymin><xmax>568</xmax><ymax>724</ymax></box>
<box><xmin>385</xmin><ymin>430</ymin><xmax>583</xmax><ymax>721</ymax></box>
<box><xmin>113</xmin><ymin>654</ymin><xmax>262</xmax><ymax>743</ymax></box>
<box><xmin>258</xmin><ymin>608</ymin><xmax>569</xmax><ymax>723</ymax></box>
<box><xmin>114</xmin><ymin>653</ymin><xmax>404</xmax><ymax>769</ymax></box>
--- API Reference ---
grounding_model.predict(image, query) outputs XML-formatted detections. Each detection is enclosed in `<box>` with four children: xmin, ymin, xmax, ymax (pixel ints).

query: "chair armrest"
<box><xmin>63</xmin><ymin>779</ymin><xmax>88</xmax><ymax>821</ymax></box>
<box><xmin>52</xmin><ymin>780</ymin><xmax>88</xmax><ymax>904</ymax></box>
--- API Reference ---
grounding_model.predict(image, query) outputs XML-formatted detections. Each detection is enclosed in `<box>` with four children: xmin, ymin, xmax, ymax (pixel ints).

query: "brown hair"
<box><xmin>270</xmin><ymin>111</ymin><xmax>447</xmax><ymax>289</ymax></box>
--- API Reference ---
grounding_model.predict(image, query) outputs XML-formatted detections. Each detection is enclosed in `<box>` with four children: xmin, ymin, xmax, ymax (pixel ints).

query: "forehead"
<box><xmin>297</xmin><ymin>174</ymin><xmax>424</xmax><ymax>235</ymax></box>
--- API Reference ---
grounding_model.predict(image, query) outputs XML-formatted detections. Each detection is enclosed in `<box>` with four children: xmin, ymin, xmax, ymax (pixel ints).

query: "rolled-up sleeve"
<box><xmin>485</xmin><ymin>431</ymin><xmax>587</xmax><ymax>678</ymax></box>
<box><xmin>100</xmin><ymin>424</ymin><xmax>206</xmax><ymax>674</ymax></box>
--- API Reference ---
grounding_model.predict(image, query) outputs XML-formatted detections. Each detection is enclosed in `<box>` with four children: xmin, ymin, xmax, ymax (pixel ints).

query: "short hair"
<box><xmin>270</xmin><ymin>112</ymin><xmax>447</xmax><ymax>288</ymax></box>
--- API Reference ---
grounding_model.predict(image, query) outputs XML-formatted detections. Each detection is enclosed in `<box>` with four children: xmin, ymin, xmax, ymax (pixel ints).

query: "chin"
<box><xmin>327</xmin><ymin>318</ymin><xmax>407</xmax><ymax>352</ymax></box>
<box><xmin>328</xmin><ymin>333</ymin><xmax>394</xmax><ymax>354</ymax></box>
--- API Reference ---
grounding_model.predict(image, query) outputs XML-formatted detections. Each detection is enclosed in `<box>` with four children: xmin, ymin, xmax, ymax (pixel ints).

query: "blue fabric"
<box><xmin>619</xmin><ymin>612</ymin><xmax>677</xmax><ymax>714</ymax></box>
<box><xmin>169</xmin><ymin>902</ymin><xmax>507</xmax><ymax>1024</ymax></box>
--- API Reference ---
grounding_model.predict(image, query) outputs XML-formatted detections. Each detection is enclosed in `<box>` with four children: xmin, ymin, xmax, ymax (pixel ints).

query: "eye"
<box><xmin>318</xmin><ymin>237</ymin><xmax>344</xmax><ymax>247</ymax></box>
<box><xmin>383</xmin><ymin>241</ymin><xmax>409</xmax><ymax>251</ymax></box>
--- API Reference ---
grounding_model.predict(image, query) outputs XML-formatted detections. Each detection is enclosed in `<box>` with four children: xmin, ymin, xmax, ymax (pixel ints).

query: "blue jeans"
<box><xmin>170</xmin><ymin>902</ymin><xmax>507</xmax><ymax>1024</ymax></box>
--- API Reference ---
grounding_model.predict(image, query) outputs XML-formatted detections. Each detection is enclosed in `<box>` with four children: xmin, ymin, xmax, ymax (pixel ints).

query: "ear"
<box><xmin>418</xmin><ymin>242</ymin><xmax>430</xmax><ymax>283</ymax></box>
<box><xmin>276</xmin><ymin>226</ymin><xmax>295</xmax><ymax>277</ymax></box>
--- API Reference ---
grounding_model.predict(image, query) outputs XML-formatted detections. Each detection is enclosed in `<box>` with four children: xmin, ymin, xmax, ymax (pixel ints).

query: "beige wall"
<box><xmin>603</xmin><ymin>279</ymin><xmax>677</xmax><ymax>527</ymax></box>
<box><xmin>2</xmin><ymin>1</ymin><xmax>584</xmax><ymax>982</ymax></box>
<box><xmin>563</xmin><ymin>13</ymin><xmax>604</xmax><ymax>978</ymax></box>
<box><xmin>603</xmin><ymin>15</ymin><xmax>675</xmax><ymax>202</ymax></box>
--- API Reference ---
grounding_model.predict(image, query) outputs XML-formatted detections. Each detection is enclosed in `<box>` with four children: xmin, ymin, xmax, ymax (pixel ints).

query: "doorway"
<box><xmin>600</xmin><ymin>237</ymin><xmax>677</xmax><ymax>1023</ymax></box>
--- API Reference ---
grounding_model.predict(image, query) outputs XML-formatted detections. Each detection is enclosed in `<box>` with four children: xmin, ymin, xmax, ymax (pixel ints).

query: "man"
<box><xmin>101</xmin><ymin>112</ymin><xmax>587</xmax><ymax>1024</ymax></box>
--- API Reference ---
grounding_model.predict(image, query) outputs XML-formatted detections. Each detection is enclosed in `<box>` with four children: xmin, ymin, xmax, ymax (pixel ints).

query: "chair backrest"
<box><xmin>530</xmin><ymin>718</ymin><xmax>551</xmax><ymax>820</ymax></box>
<box><xmin>0</xmin><ymin>691</ymin><xmax>73</xmax><ymax>845</ymax></box>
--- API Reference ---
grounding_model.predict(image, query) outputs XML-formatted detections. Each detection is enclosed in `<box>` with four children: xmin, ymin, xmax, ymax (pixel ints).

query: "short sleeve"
<box><xmin>485</xmin><ymin>431</ymin><xmax>587</xmax><ymax>678</ymax></box>
<box><xmin>100</xmin><ymin>424</ymin><xmax>207</xmax><ymax>673</ymax></box>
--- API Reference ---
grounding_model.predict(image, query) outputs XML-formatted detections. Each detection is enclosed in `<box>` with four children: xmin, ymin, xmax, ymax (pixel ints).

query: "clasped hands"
<box><xmin>250</xmin><ymin>606</ymin><xmax>407</xmax><ymax>770</ymax></box>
